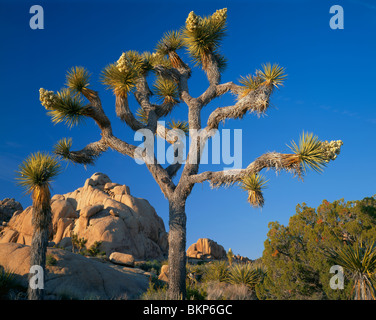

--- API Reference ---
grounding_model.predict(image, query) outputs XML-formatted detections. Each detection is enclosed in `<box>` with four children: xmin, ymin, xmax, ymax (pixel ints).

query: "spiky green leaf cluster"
<box><xmin>156</xmin><ymin>30</ymin><xmax>183</xmax><ymax>56</ymax></box>
<box><xmin>326</xmin><ymin>240</ymin><xmax>376</xmax><ymax>300</ymax></box>
<box><xmin>101</xmin><ymin>51</ymin><xmax>150</xmax><ymax>97</ymax></box>
<box><xmin>144</xmin><ymin>52</ymin><xmax>173</xmax><ymax>69</ymax></box>
<box><xmin>153</xmin><ymin>77</ymin><xmax>179</xmax><ymax>106</ymax></box>
<box><xmin>258</xmin><ymin>63</ymin><xmax>287</xmax><ymax>89</ymax></box>
<box><xmin>65</xmin><ymin>67</ymin><xmax>91</xmax><ymax>93</ymax></box>
<box><xmin>240</xmin><ymin>173</ymin><xmax>268</xmax><ymax>193</ymax></box>
<box><xmin>53</xmin><ymin>137</ymin><xmax>72</xmax><ymax>160</ymax></box>
<box><xmin>182</xmin><ymin>9</ymin><xmax>227</xmax><ymax>71</ymax></box>
<box><xmin>136</xmin><ymin>108</ymin><xmax>149</xmax><ymax>125</ymax></box>
<box><xmin>46</xmin><ymin>88</ymin><xmax>87</xmax><ymax>128</ymax></box>
<box><xmin>116</xmin><ymin>51</ymin><xmax>144</xmax><ymax>73</ymax></box>
<box><xmin>238</xmin><ymin>74</ymin><xmax>263</xmax><ymax>97</ymax></box>
<box><xmin>240</xmin><ymin>173</ymin><xmax>268</xmax><ymax>208</ymax></box>
<box><xmin>288</xmin><ymin>132</ymin><xmax>327</xmax><ymax>173</ymax></box>
<box><xmin>167</xmin><ymin>119</ymin><xmax>189</xmax><ymax>135</ymax></box>
<box><xmin>327</xmin><ymin>241</ymin><xmax>376</xmax><ymax>277</ymax></box>
<box><xmin>16</xmin><ymin>152</ymin><xmax>61</xmax><ymax>194</ymax></box>
<box><xmin>227</xmin><ymin>263</ymin><xmax>266</xmax><ymax>288</ymax></box>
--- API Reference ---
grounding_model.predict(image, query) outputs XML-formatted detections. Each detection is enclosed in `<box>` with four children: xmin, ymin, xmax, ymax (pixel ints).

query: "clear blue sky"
<box><xmin>1</xmin><ymin>0</ymin><xmax>375</xmax><ymax>259</ymax></box>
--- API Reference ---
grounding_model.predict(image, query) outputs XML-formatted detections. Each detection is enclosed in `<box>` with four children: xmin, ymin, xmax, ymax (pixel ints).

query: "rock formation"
<box><xmin>0</xmin><ymin>198</ymin><xmax>23</xmax><ymax>224</ymax></box>
<box><xmin>158</xmin><ymin>264</ymin><xmax>169</xmax><ymax>282</ymax></box>
<box><xmin>0</xmin><ymin>173</ymin><xmax>168</xmax><ymax>260</ymax></box>
<box><xmin>186</xmin><ymin>238</ymin><xmax>226</xmax><ymax>260</ymax></box>
<box><xmin>0</xmin><ymin>243</ymin><xmax>149</xmax><ymax>299</ymax></box>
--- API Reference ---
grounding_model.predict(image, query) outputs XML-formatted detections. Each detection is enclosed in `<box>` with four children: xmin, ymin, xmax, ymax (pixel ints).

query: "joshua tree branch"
<box><xmin>188</xmin><ymin>152</ymin><xmax>301</xmax><ymax>187</ymax></box>
<box><xmin>198</xmin><ymin>81</ymin><xmax>243</xmax><ymax>107</ymax></box>
<box><xmin>206</xmin><ymin>85</ymin><xmax>273</xmax><ymax>130</ymax></box>
<box><xmin>154</xmin><ymin>64</ymin><xmax>194</xmax><ymax>107</ymax></box>
<box><xmin>115</xmin><ymin>95</ymin><xmax>145</xmax><ymax>131</ymax></box>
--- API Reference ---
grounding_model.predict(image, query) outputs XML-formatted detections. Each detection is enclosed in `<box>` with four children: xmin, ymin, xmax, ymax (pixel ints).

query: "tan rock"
<box><xmin>158</xmin><ymin>264</ymin><xmax>169</xmax><ymax>282</ymax></box>
<box><xmin>109</xmin><ymin>252</ymin><xmax>135</xmax><ymax>267</ymax></box>
<box><xmin>186</xmin><ymin>238</ymin><xmax>226</xmax><ymax>260</ymax></box>
<box><xmin>0</xmin><ymin>173</ymin><xmax>168</xmax><ymax>260</ymax></box>
<box><xmin>0</xmin><ymin>243</ymin><xmax>149</xmax><ymax>299</ymax></box>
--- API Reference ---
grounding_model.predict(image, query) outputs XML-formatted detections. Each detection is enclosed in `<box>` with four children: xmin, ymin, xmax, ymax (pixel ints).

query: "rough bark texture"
<box><xmin>28</xmin><ymin>205</ymin><xmax>51</xmax><ymax>300</ymax></box>
<box><xmin>167</xmin><ymin>197</ymin><xmax>187</xmax><ymax>300</ymax></box>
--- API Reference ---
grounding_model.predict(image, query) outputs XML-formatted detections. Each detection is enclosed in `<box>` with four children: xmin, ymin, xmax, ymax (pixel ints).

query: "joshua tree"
<box><xmin>227</xmin><ymin>248</ymin><xmax>234</xmax><ymax>266</ymax></box>
<box><xmin>16</xmin><ymin>152</ymin><xmax>61</xmax><ymax>300</ymax></box>
<box><xmin>37</xmin><ymin>8</ymin><xmax>342</xmax><ymax>299</ymax></box>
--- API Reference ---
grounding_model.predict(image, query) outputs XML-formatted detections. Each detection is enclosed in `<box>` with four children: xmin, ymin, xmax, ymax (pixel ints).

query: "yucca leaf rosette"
<box><xmin>40</xmin><ymin>88</ymin><xmax>88</xmax><ymax>128</ymax></box>
<box><xmin>65</xmin><ymin>66</ymin><xmax>93</xmax><ymax>96</ymax></box>
<box><xmin>153</xmin><ymin>76</ymin><xmax>180</xmax><ymax>107</ymax></box>
<box><xmin>156</xmin><ymin>30</ymin><xmax>184</xmax><ymax>68</ymax></box>
<box><xmin>283</xmin><ymin>132</ymin><xmax>343</xmax><ymax>177</ymax></box>
<box><xmin>16</xmin><ymin>152</ymin><xmax>61</xmax><ymax>206</ymax></box>
<box><xmin>182</xmin><ymin>8</ymin><xmax>228</xmax><ymax>72</ymax></box>
<box><xmin>240</xmin><ymin>173</ymin><xmax>268</xmax><ymax>208</ymax></box>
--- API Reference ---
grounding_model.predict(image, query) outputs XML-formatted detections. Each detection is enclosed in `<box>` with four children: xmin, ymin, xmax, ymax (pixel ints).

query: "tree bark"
<box><xmin>28</xmin><ymin>206</ymin><xmax>51</xmax><ymax>300</ymax></box>
<box><xmin>167</xmin><ymin>196</ymin><xmax>187</xmax><ymax>300</ymax></box>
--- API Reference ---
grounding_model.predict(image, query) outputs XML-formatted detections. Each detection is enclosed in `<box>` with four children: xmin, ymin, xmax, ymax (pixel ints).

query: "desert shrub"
<box><xmin>257</xmin><ymin>197</ymin><xmax>376</xmax><ymax>300</ymax></box>
<box><xmin>186</xmin><ymin>280</ymin><xmax>207</xmax><ymax>300</ymax></box>
<box><xmin>137</xmin><ymin>259</ymin><xmax>163</xmax><ymax>275</ymax></box>
<box><xmin>201</xmin><ymin>261</ymin><xmax>229</xmax><ymax>283</ymax></box>
<box><xmin>141</xmin><ymin>280</ymin><xmax>169</xmax><ymax>300</ymax></box>
<box><xmin>206</xmin><ymin>281</ymin><xmax>257</xmax><ymax>300</ymax></box>
<box><xmin>86</xmin><ymin>241</ymin><xmax>105</xmax><ymax>257</ymax></box>
<box><xmin>46</xmin><ymin>254</ymin><xmax>57</xmax><ymax>266</ymax></box>
<box><xmin>0</xmin><ymin>266</ymin><xmax>24</xmax><ymax>299</ymax></box>
<box><xmin>71</xmin><ymin>232</ymin><xmax>87</xmax><ymax>254</ymax></box>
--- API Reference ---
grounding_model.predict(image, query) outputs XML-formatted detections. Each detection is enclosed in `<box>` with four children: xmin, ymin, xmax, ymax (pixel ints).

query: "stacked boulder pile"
<box><xmin>0</xmin><ymin>172</ymin><xmax>168</xmax><ymax>260</ymax></box>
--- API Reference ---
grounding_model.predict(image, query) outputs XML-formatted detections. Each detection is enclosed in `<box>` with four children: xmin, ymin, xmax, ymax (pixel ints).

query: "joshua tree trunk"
<box><xmin>28</xmin><ymin>204</ymin><xmax>52</xmax><ymax>300</ymax></box>
<box><xmin>168</xmin><ymin>197</ymin><xmax>187</xmax><ymax>299</ymax></box>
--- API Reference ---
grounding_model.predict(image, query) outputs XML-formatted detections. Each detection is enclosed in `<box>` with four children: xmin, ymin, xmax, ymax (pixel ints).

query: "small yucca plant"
<box><xmin>240</xmin><ymin>173</ymin><xmax>268</xmax><ymax>208</ymax></box>
<box><xmin>227</xmin><ymin>263</ymin><xmax>265</xmax><ymax>289</ymax></box>
<box><xmin>326</xmin><ymin>240</ymin><xmax>376</xmax><ymax>300</ymax></box>
<box><xmin>0</xmin><ymin>267</ymin><xmax>17</xmax><ymax>298</ymax></box>
<box><xmin>202</xmin><ymin>261</ymin><xmax>229</xmax><ymax>283</ymax></box>
<box><xmin>285</xmin><ymin>132</ymin><xmax>327</xmax><ymax>174</ymax></box>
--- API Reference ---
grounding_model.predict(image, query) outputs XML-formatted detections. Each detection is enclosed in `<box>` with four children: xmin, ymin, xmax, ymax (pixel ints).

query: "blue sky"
<box><xmin>0</xmin><ymin>0</ymin><xmax>375</xmax><ymax>259</ymax></box>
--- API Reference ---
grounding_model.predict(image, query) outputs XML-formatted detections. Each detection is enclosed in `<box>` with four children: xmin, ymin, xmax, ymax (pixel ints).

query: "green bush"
<box><xmin>0</xmin><ymin>266</ymin><xmax>24</xmax><ymax>299</ymax></box>
<box><xmin>141</xmin><ymin>280</ymin><xmax>169</xmax><ymax>300</ymax></box>
<box><xmin>257</xmin><ymin>196</ymin><xmax>376</xmax><ymax>300</ymax></box>
<box><xmin>46</xmin><ymin>254</ymin><xmax>57</xmax><ymax>266</ymax></box>
<box><xmin>201</xmin><ymin>261</ymin><xmax>229</xmax><ymax>283</ymax></box>
<box><xmin>136</xmin><ymin>259</ymin><xmax>163</xmax><ymax>275</ymax></box>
